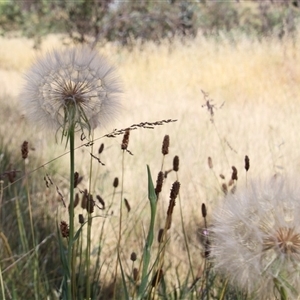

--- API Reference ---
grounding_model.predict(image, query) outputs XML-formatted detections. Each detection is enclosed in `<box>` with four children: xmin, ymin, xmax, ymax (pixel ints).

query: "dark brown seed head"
<box><xmin>74</xmin><ymin>174</ymin><xmax>83</xmax><ymax>188</ymax></box>
<box><xmin>7</xmin><ymin>168</ymin><xmax>17</xmax><ymax>183</ymax></box>
<box><xmin>74</xmin><ymin>172</ymin><xmax>79</xmax><ymax>188</ymax></box>
<box><xmin>96</xmin><ymin>195</ymin><xmax>105</xmax><ymax>210</ymax></box>
<box><xmin>113</xmin><ymin>177</ymin><xmax>119</xmax><ymax>188</ymax></box>
<box><xmin>158</xmin><ymin>228</ymin><xmax>164</xmax><ymax>243</ymax></box>
<box><xmin>155</xmin><ymin>171</ymin><xmax>164</xmax><ymax>197</ymax></box>
<box><xmin>162</xmin><ymin>135</ymin><xmax>170</xmax><ymax>155</ymax></box>
<box><xmin>204</xmin><ymin>239</ymin><xmax>211</xmax><ymax>258</ymax></box>
<box><xmin>98</xmin><ymin>143</ymin><xmax>104</xmax><ymax>154</ymax></box>
<box><xmin>245</xmin><ymin>155</ymin><xmax>250</xmax><ymax>171</ymax></box>
<box><xmin>170</xmin><ymin>181</ymin><xmax>180</xmax><ymax>201</ymax></box>
<box><xmin>231</xmin><ymin>166</ymin><xmax>238</xmax><ymax>181</ymax></box>
<box><xmin>133</xmin><ymin>268</ymin><xmax>138</xmax><ymax>281</ymax></box>
<box><xmin>151</xmin><ymin>269</ymin><xmax>163</xmax><ymax>287</ymax></box>
<box><xmin>219</xmin><ymin>174</ymin><xmax>225</xmax><ymax>180</ymax></box>
<box><xmin>121</xmin><ymin>128</ymin><xmax>130</xmax><ymax>150</ymax></box>
<box><xmin>81</xmin><ymin>189</ymin><xmax>88</xmax><ymax>209</ymax></box>
<box><xmin>130</xmin><ymin>252</ymin><xmax>137</xmax><ymax>262</ymax></box>
<box><xmin>208</xmin><ymin>157</ymin><xmax>213</xmax><ymax>169</ymax></box>
<box><xmin>21</xmin><ymin>141</ymin><xmax>29</xmax><ymax>159</ymax></box>
<box><xmin>173</xmin><ymin>155</ymin><xmax>179</xmax><ymax>172</ymax></box>
<box><xmin>78</xmin><ymin>214</ymin><xmax>84</xmax><ymax>224</ymax></box>
<box><xmin>201</xmin><ymin>203</ymin><xmax>207</xmax><ymax>218</ymax></box>
<box><xmin>60</xmin><ymin>221</ymin><xmax>69</xmax><ymax>238</ymax></box>
<box><xmin>86</xmin><ymin>194</ymin><xmax>95</xmax><ymax>214</ymax></box>
<box><xmin>124</xmin><ymin>198</ymin><xmax>131</xmax><ymax>212</ymax></box>
<box><xmin>74</xmin><ymin>193</ymin><xmax>79</xmax><ymax>208</ymax></box>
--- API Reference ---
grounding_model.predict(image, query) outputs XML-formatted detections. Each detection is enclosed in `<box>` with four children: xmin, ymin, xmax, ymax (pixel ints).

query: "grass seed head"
<box><xmin>96</xmin><ymin>195</ymin><xmax>105</xmax><ymax>210</ymax></box>
<box><xmin>162</xmin><ymin>135</ymin><xmax>170</xmax><ymax>155</ymax></box>
<box><xmin>130</xmin><ymin>252</ymin><xmax>137</xmax><ymax>262</ymax></box>
<box><xmin>155</xmin><ymin>171</ymin><xmax>164</xmax><ymax>197</ymax></box>
<box><xmin>78</xmin><ymin>214</ymin><xmax>84</xmax><ymax>224</ymax></box>
<box><xmin>21</xmin><ymin>141</ymin><xmax>29</xmax><ymax>159</ymax></box>
<box><xmin>113</xmin><ymin>177</ymin><xmax>119</xmax><ymax>188</ymax></box>
<box><xmin>201</xmin><ymin>203</ymin><xmax>207</xmax><ymax>218</ymax></box>
<box><xmin>60</xmin><ymin>221</ymin><xmax>69</xmax><ymax>238</ymax></box>
<box><xmin>245</xmin><ymin>155</ymin><xmax>250</xmax><ymax>171</ymax></box>
<box><xmin>173</xmin><ymin>155</ymin><xmax>179</xmax><ymax>172</ymax></box>
<box><xmin>98</xmin><ymin>143</ymin><xmax>104</xmax><ymax>154</ymax></box>
<box><xmin>121</xmin><ymin>128</ymin><xmax>130</xmax><ymax>150</ymax></box>
<box><xmin>231</xmin><ymin>166</ymin><xmax>238</xmax><ymax>181</ymax></box>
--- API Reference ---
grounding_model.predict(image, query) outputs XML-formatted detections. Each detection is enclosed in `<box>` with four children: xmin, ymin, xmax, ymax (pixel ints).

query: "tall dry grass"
<box><xmin>1</xmin><ymin>33</ymin><xmax>300</xmax><ymax>297</ymax></box>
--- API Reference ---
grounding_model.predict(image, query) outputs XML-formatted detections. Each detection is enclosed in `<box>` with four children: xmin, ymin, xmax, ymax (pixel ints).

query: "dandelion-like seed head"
<box><xmin>211</xmin><ymin>175</ymin><xmax>300</xmax><ymax>299</ymax></box>
<box><xmin>263</xmin><ymin>227</ymin><xmax>300</xmax><ymax>258</ymax></box>
<box><xmin>20</xmin><ymin>46</ymin><xmax>122</xmax><ymax>137</ymax></box>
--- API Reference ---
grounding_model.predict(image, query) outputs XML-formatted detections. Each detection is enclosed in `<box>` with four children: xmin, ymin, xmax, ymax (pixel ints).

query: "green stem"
<box><xmin>68</xmin><ymin>127</ymin><xmax>75</xmax><ymax>300</ymax></box>
<box><xmin>24</xmin><ymin>161</ymin><xmax>40</xmax><ymax>299</ymax></box>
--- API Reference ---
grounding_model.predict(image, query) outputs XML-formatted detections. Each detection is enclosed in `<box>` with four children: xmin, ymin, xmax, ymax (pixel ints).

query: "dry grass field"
<box><xmin>1</xmin><ymin>33</ymin><xmax>300</xmax><ymax>297</ymax></box>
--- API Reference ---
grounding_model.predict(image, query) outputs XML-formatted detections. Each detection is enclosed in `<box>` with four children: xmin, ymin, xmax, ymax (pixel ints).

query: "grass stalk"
<box><xmin>67</xmin><ymin>126</ymin><xmax>76</xmax><ymax>300</ymax></box>
<box><xmin>23</xmin><ymin>160</ymin><xmax>40</xmax><ymax>299</ymax></box>
<box><xmin>137</xmin><ymin>166</ymin><xmax>157</xmax><ymax>300</ymax></box>
<box><xmin>113</xmin><ymin>149</ymin><xmax>126</xmax><ymax>299</ymax></box>
<box><xmin>86</xmin><ymin>133</ymin><xmax>94</xmax><ymax>300</ymax></box>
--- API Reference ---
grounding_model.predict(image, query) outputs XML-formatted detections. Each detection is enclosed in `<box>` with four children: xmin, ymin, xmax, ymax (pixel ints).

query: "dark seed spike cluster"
<box><xmin>162</xmin><ymin>135</ymin><xmax>170</xmax><ymax>155</ymax></box>
<box><xmin>21</xmin><ymin>141</ymin><xmax>29</xmax><ymax>159</ymax></box>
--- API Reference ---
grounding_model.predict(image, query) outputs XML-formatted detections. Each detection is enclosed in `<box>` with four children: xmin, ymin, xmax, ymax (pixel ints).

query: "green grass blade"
<box><xmin>137</xmin><ymin>165</ymin><xmax>157</xmax><ymax>299</ymax></box>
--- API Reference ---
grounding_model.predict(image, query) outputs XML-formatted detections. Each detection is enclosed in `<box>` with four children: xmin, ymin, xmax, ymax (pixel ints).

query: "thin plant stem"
<box><xmin>175</xmin><ymin>172</ymin><xmax>195</xmax><ymax>281</ymax></box>
<box><xmin>86</xmin><ymin>133</ymin><xmax>94</xmax><ymax>300</ymax></box>
<box><xmin>113</xmin><ymin>150</ymin><xmax>126</xmax><ymax>299</ymax></box>
<box><xmin>24</xmin><ymin>161</ymin><xmax>40</xmax><ymax>299</ymax></box>
<box><xmin>0</xmin><ymin>263</ymin><xmax>5</xmax><ymax>300</ymax></box>
<box><xmin>67</xmin><ymin>126</ymin><xmax>76</xmax><ymax>300</ymax></box>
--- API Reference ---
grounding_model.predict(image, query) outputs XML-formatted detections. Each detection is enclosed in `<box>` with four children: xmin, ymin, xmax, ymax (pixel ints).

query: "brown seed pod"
<box><xmin>133</xmin><ymin>268</ymin><xmax>138</xmax><ymax>281</ymax></box>
<box><xmin>98</xmin><ymin>143</ymin><xmax>104</xmax><ymax>154</ymax></box>
<box><xmin>231</xmin><ymin>166</ymin><xmax>238</xmax><ymax>181</ymax></box>
<box><xmin>60</xmin><ymin>221</ymin><xmax>69</xmax><ymax>238</ymax></box>
<box><xmin>86</xmin><ymin>195</ymin><xmax>95</xmax><ymax>214</ymax></box>
<box><xmin>170</xmin><ymin>181</ymin><xmax>180</xmax><ymax>201</ymax></box>
<box><xmin>173</xmin><ymin>155</ymin><xmax>179</xmax><ymax>172</ymax></box>
<box><xmin>78</xmin><ymin>214</ymin><xmax>84</xmax><ymax>224</ymax></box>
<box><xmin>130</xmin><ymin>252</ymin><xmax>137</xmax><ymax>262</ymax></box>
<box><xmin>96</xmin><ymin>195</ymin><xmax>105</xmax><ymax>210</ymax></box>
<box><xmin>151</xmin><ymin>269</ymin><xmax>163</xmax><ymax>287</ymax></box>
<box><xmin>21</xmin><ymin>141</ymin><xmax>29</xmax><ymax>159</ymax></box>
<box><xmin>155</xmin><ymin>171</ymin><xmax>164</xmax><ymax>197</ymax></box>
<box><xmin>113</xmin><ymin>177</ymin><xmax>119</xmax><ymax>188</ymax></box>
<box><xmin>201</xmin><ymin>203</ymin><xmax>207</xmax><ymax>218</ymax></box>
<box><xmin>81</xmin><ymin>189</ymin><xmax>88</xmax><ymax>209</ymax></box>
<box><xmin>124</xmin><ymin>198</ymin><xmax>131</xmax><ymax>212</ymax></box>
<box><xmin>121</xmin><ymin>128</ymin><xmax>130</xmax><ymax>150</ymax></box>
<box><xmin>162</xmin><ymin>135</ymin><xmax>170</xmax><ymax>155</ymax></box>
<box><xmin>245</xmin><ymin>155</ymin><xmax>250</xmax><ymax>171</ymax></box>
<box><xmin>158</xmin><ymin>228</ymin><xmax>164</xmax><ymax>243</ymax></box>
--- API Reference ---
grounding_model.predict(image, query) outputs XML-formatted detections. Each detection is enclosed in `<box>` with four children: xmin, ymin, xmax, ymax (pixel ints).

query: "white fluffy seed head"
<box><xmin>210</xmin><ymin>175</ymin><xmax>300</xmax><ymax>299</ymax></box>
<box><xmin>20</xmin><ymin>46</ymin><xmax>122</xmax><ymax>134</ymax></box>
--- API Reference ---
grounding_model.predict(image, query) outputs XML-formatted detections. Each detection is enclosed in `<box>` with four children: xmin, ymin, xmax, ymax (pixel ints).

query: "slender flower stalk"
<box><xmin>211</xmin><ymin>175</ymin><xmax>300</xmax><ymax>299</ymax></box>
<box><xmin>20</xmin><ymin>46</ymin><xmax>122</xmax><ymax>299</ymax></box>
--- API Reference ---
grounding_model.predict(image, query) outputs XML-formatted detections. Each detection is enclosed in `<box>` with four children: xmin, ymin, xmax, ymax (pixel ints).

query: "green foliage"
<box><xmin>1</xmin><ymin>1</ymin><xmax>300</xmax><ymax>47</ymax></box>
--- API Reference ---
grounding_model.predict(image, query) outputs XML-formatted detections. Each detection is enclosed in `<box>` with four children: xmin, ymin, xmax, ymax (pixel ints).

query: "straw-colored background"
<box><xmin>1</xmin><ymin>33</ymin><xmax>300</xmax><ymax>281</ymax></box>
